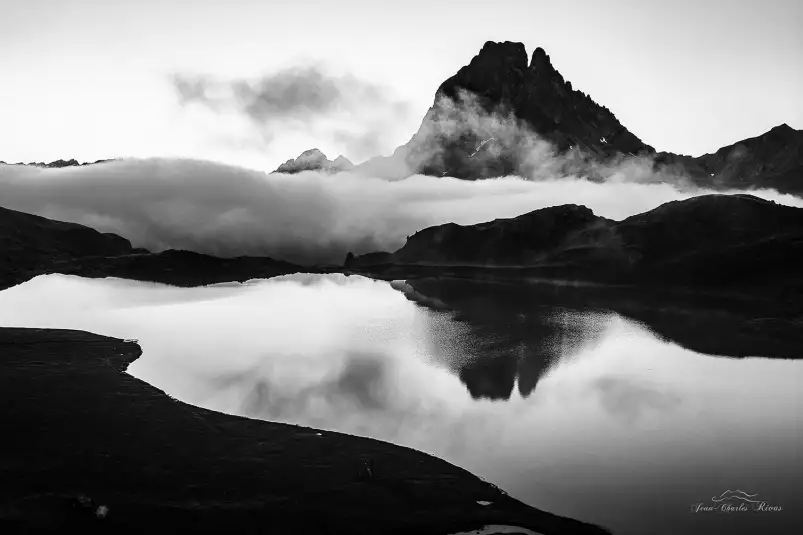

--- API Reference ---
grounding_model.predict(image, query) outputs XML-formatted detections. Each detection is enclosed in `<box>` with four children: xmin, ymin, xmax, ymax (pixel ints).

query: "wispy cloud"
<box><xmin>171</xmin><ymin>66</ymin><xmax>411</xmax><ymax>162</ymax></box>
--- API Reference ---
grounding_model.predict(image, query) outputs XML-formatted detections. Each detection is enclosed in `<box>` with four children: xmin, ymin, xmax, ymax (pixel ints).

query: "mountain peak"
<box><xmin>350</xmin><ymin>42</ymin><xmax>801</xmax><ymax>191</ymax></box>
<box><xmin>300</xmin><ymin>148</ymin><xmax>327</xmax><ymax>158</ymax></box>
<box><xmin>768</xmin><ymin>123</ymin><xmax>796</xmax><ymax>136</ymax></box>
<box><xmin>273</xmin><ymin>149</ymin><xmax>353</xmax><ymax>174</ymax></box>
<box><xmin>388</xmin><ymin>40</ymin><xmax>653</xmax><ymax>179</ymax></box>
<box><xmin>475</xmin><ymin>41</ymin><xmax>528</xmax><ymax>70</ymax></box>
<box><xmin>333</xmin><ymin>155</ymin><xmax>353</xmax><ymax>166</ymax></box>
<box><xmin>529</xmin><ymin>46</ymin><xmax>552</xmax><ymax>72</ymax></box>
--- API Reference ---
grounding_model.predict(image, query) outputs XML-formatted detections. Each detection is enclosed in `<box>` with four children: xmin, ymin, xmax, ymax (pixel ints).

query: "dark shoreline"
<box><xmin>0</xmin><ymin>327</ymin><xmax>609</xmax><ymax>534</ymax></box>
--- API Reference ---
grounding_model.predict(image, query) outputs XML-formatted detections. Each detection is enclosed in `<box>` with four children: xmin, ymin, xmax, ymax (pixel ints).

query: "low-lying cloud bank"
<box><xmin>2</xmin><ymin>158</ymin><xmax>802</xmax><ymax>265</ymax></box>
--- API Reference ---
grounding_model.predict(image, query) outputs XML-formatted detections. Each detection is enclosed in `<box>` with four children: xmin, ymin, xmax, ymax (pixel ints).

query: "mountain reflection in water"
<box><xmin>392</xmin><ymin>279</ymin><xmax>610</xmax><ymax>400</ymax></box>
<box><xmin>0</xmin><ymin>273</ymin><xmax>800</xmax><ymax>535</ymax></box>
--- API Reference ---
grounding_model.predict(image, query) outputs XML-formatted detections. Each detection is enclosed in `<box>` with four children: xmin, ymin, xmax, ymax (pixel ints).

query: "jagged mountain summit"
<box><xmin>272</xmin><ymin>149</ymin><xmax>354</xmax><ymax>174</ymax></box>
<box><xmin>312</xmin><ymin>41</ymin><xmax>800</xmax><ymax>191</ymax></box>
<box><xmin>393</xmin><ymin>41</ymin><xmax>653</xmax><ymax>178</ymax></box>
<box><xmin>356</xmin><ymin>41</ymin><xmax>653</xmax><ymax>180</ymax></box>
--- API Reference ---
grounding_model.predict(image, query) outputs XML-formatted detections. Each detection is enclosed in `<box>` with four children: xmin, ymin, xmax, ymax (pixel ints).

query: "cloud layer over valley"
<box><xmin>2</xmin><ymin>157</ymin><xmax>802</xmax><ymax>265</ymax></box>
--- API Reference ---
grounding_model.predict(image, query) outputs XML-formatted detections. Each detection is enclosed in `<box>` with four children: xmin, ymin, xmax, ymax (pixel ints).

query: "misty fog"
<box><xmin>2</xmin><ymin>158</ymin><xmax>802</xmax><ymax>265</ymax></box>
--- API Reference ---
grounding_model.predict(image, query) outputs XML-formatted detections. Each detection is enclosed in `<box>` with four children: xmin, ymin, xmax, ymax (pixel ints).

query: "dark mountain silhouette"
<box><xmin>290</xmin><ymin>41</ymin><xmax>801</xmax><ymax>191</ymax></box>
<box><xmin>364</xmin><ymin>41</ymin><xmax>653</xmax><ymax>180</ymax></box>
<box><xmin>273</xmin><ymin>149</ymin><xmax>354</xmax><ymax>174</ymax></box>
<box><xmin>393</xmin><ymin>203</ymin><xmax>606</xmax><ymax>266</ymax></box>
<box><xmin>348</xmin><ymin>194</ymin><xmax>803</xmax><ymax>295</ymax></box>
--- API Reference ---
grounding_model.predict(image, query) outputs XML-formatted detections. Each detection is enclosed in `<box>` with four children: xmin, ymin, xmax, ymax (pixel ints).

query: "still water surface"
<box><xmin>0</xmin><ymin>273</ymin><xmax>800</xmax><ymax>534</ymax></box>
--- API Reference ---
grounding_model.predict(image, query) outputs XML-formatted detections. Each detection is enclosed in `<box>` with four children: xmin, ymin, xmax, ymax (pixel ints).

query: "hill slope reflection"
<box><xmin>0</xmin><ymin>273</ymin><xmax>800</xmax><ymax>535</ymax></box>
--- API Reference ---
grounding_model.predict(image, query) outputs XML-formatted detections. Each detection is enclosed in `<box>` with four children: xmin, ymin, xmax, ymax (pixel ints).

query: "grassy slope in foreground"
<box><xmin>0</xmin><ymin>328</ymin><xmax>607</xmax><ymax>535</ymax></box>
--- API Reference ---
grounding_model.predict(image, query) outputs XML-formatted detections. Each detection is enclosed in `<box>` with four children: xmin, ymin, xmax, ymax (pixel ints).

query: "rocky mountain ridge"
<box><xmin>654</xmin><ymin>123</ymin><xmax>803</xmax><ymax>192</ymax></box>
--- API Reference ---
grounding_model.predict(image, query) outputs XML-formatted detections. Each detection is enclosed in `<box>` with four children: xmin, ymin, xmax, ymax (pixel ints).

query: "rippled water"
<box><xmin>0</xmin><ymin>273</ymin><xmax>800</xmax><ymax>534</ymax></box>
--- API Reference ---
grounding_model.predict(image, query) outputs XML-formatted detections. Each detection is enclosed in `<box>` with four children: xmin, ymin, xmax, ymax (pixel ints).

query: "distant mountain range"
<box><xmin>278</xmin><ymin>41</ymin><xmax>802</xmax><ymax>193</ymax></box>
<box><xmin>0</xmin><ymin>158</ymin><xmax>114</xmax><ymax>168</ymax></box>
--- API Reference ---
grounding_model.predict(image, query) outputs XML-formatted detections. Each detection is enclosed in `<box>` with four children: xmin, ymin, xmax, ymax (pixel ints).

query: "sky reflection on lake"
<box><xmin>0</xmin><ymin>273</ymin><xmax>800</xmax><ymax>534</ymax></box>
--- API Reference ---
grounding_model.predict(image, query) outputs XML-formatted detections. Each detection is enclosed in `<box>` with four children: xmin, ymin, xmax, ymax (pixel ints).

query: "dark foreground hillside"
<box><xmin>0</xmin><ymin>203</ymin><xmax>311</xmax><ymax>291</ymax></box>
<box><xmin>0</xmin><ymin>328</ymin><xmax>607</xmax><ymax>535</ymax></box>
<box><xmin>0</xmin><ymin>204</ymin><xmax>138</xmax><ymax>289</ymax></box>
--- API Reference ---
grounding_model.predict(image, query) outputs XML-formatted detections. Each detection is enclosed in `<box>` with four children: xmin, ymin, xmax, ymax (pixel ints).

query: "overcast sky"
<box><xmin>1</xmin><ymin>0</ymin><xmax>801</xmax><ymax>171</ymax></box>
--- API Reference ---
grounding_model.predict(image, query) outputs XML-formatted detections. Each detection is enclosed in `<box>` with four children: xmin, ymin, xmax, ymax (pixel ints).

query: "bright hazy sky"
<box><xmin>1</xmin><ymin>0</ymin><xmax>801</xmax><ymax>171</ymax></box>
